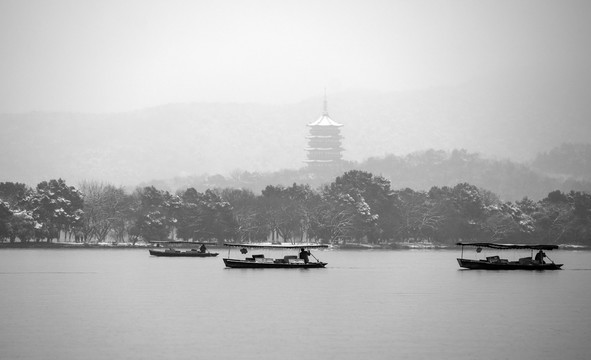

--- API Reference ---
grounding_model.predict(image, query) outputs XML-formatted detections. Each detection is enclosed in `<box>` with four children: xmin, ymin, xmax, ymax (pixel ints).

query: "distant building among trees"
<box><xmin>305</xmin><ymin>94</ymin><xmax>344</xmax><ymax>169</ymax></box>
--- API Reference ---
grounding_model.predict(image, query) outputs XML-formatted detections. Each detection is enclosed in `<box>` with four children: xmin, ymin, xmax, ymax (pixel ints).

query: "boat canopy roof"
<box><xmin>456</xmin><ymin>242</ymin><xmax>559</xmax><ymax>250</ymax></box>
<box><xmin>224</xmin><ymin>243</ymin><xmax>329</xmax><ymax>249</ymax></box>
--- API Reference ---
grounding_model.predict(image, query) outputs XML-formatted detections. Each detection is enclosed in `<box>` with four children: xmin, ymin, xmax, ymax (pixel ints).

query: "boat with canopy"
<box><xmin>456</xmin><ymin>242</ymin><xmax>563</xmax><ymax>270</ymax></box>
<box><xmin>222</xmin><ymin>243</ymin><xmax>328</xmax><ymax>268</ymax></box>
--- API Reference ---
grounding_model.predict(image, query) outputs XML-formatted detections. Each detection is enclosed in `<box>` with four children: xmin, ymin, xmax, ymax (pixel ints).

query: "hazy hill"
<box><xmin>141</xmin><ymin>148</ymin><xmax>591</xmax><ymax>202</ymax></box>
<box><xmin>1</xmin><ymin>72</ymin><xmax>590</xmax><ymax>188</ymax></box>
<box><xmin>531</xmin><ymin>143</ymin><xmax>591</xmax><ymax>179</ymax></box>
<box><xmin>358</xmin><ymin>149</ymin><xmax>591</xmax><ymax>201</ymax></box>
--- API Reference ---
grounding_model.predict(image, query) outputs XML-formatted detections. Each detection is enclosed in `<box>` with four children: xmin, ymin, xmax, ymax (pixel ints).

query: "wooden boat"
<box><xmin>149</xmin><ymin>248</ymin><xmax>219</xmax><ymax>257</ymax></box>
<box><xmin>148</xmin><ymin>240</ymin><xmax>218</xmax><ymax>248</ymax></box>
<box><xmin>456</xmin><ymin>242</ymin><xmax>563</xmax><ymax>270</ymax></box>
<box><xmin>222</xmin><ymin>243</ymin><xmax>328</xmax><ymax>268</ymax></box>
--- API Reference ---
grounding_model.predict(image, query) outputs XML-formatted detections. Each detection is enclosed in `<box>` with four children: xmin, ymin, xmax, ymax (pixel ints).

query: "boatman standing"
<box><xmin>534</xmin><ymin>250</ymin><xmax>546</xmax><ymax>264</ymax></box>
<box><xmin>299</xmin><ymin>248</ymin><xmax>311</xmax><ymax>264</ymax></box>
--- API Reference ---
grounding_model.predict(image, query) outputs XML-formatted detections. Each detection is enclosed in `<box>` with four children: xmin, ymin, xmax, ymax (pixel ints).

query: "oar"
<box><xmin>545</xmin><ymin>253</ymin><xmax>555</xmax><ymax>264</ymax></box>
<box><xmin>309</xmin><ymin>252</ymin><xmax>321</xmax><ymax>263</ymax></box>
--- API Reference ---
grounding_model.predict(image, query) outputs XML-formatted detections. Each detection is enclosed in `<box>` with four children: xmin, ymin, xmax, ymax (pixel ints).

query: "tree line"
<box><xmin>1</xmin><ymin>170</ymin><xmax>591</xmax><ymax>246</ymax></box>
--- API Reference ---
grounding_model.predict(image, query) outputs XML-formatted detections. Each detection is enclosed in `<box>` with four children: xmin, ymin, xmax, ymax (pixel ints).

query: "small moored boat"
<box><xmin>456</xmin><ymin>242</ymin><xmax>563</xmax><ymax>270</ymax></box>
<box><xmin>223</xmin><ymin>243</ymin><xmax>328</xmax><ymax>268</ymax></box>
<box><xmin>149</xmin><ymin>247</ymin><xmax>219</xmax><ymax>257</ymax></box>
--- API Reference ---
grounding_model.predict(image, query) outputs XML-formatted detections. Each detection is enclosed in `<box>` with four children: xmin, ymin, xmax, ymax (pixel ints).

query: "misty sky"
<box><xmin>1</xmin><ymin>0</ymin><xmax>589</xmax><ymax>113</ymax></box>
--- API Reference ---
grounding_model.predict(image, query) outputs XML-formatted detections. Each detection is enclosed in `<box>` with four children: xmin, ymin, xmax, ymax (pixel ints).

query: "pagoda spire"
<box><xmin>323</xmin><ymin>88</ymin><xmax>328</xmax><ymax>116</ymax></box>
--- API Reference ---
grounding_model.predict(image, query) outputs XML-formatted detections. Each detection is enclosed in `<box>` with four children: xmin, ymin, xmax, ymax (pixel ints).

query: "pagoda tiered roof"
<box><xmin>307</xmin><ymin>135</ymin><xmax>341</xmax><ymax>141</ymax></box>
<box><xmin>304</xmin><ymin>147</ymin><xmax>345</xmax><ymax>151</ymax></box>
<box><xmin>304</xmin><ymin>159</ymin><xmax>338</xmax><ymax>163</ymax></box>
<box><xmin>307</xmin><ymin>112</ymin><xmax>343</xmax><ymax>127</ymax></box>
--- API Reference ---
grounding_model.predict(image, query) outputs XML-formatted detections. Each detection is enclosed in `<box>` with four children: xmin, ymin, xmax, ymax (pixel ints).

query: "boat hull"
<box><xmin>149</xmin><ymin>250</ymin><xmax>219</xmax><ymax>257</ymax></box>
<box><xmin>457</xmin><ymin>258</ymin><xmax>562</xmax><ymax>270</ymax></box>
<box><xmin>223</xmin><ymin>258</ymin><xmax>327</xmax><ymax>268</ymax></box>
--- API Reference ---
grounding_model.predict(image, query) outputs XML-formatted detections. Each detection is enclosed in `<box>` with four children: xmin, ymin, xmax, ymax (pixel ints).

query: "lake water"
<box><xmin>1</xmin><ymin>247</ymin><xmax>590</xmax><ymax>360</ymax></box>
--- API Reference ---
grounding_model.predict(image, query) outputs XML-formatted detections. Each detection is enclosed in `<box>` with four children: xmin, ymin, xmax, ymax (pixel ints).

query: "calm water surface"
<box><xmin>1</xmin><ymin>248</ymin><xmax>590</xmax><ymax>360</ymax></box>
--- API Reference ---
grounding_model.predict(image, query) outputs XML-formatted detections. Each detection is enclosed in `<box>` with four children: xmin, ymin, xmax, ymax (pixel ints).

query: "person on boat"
<box><xmin>199</xmin><ymin>244</ymin><xmax>207</xmax><ymax>253</ymax></box>
<box><xmin>534</xmin><ymin>250</ymin><xmax>546</xmax><ymax>264</ymax></box>
<box><xmin>299</xmin><ymin>248</ymin><xmax>311</xmax><ymax>264</ymax></box>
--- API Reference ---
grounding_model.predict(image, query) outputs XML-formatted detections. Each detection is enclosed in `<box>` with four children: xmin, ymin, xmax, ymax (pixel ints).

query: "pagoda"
<box><xmin>305</xmin><ymin>94</ymin><xmax>344</xmax><ymax>168</ymax></box>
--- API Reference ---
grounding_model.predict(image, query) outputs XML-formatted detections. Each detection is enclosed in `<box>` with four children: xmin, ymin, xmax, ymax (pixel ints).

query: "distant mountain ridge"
<box><xmin>1</xmin><ymin>72</ymin><xmax>590</xmax><ymax>189</ymax></box>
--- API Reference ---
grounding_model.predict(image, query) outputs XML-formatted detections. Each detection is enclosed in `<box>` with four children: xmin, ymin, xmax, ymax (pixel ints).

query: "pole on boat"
<box><xmin>545</xmin><ymin>253</ymin><xmax>555</xmax><ymax>264</ymax></box>
<box><xmin>309</xmin><ymin>250</ymin><xmax>321</xmax><ymax>263</ymax></box>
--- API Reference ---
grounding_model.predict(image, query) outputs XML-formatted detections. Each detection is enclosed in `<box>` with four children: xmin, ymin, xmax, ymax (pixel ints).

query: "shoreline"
<box><xmin>0</xmin><ymin>242</ymin><xmax>588</xmax><ymax>251</ymax></box>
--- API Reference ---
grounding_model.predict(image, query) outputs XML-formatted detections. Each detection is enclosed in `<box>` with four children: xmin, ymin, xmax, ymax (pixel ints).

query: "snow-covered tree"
<box><xmin>27</xmin><ymin>179</ymin><xmax>83</xmax><ymax>242</ymax></box>
<box><xmin>79</xmin><ymin>181</ymin><xmax>130</xmax><ymax>243</ymax></box>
